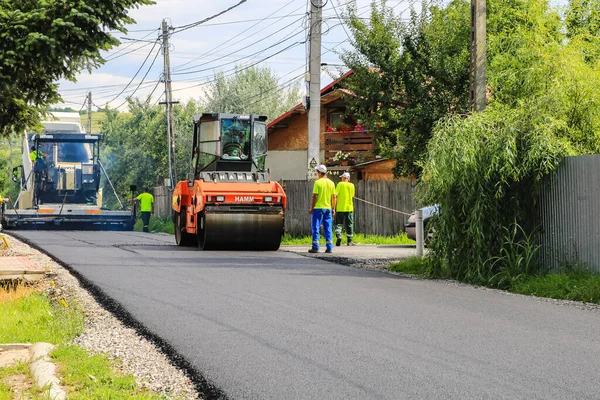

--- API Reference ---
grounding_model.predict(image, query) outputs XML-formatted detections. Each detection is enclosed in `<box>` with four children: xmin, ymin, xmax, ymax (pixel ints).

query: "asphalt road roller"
<box><xmin>172</xmin><ymin>113</ymin><xmax>286</xmax><ymax>250</ymax></box>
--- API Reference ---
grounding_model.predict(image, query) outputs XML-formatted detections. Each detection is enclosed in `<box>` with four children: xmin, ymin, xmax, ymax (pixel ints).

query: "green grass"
<box><xmin>0</xmin><ymin>361</ymin><xmax>41</xmax><ymax>399</ymax></box>
<box><xmin>388</xmin><ymin>256</ymin><xmax>430</xmax><ymax>275</ymax></box>
<box><xmin>51</xmin><ymin>345</ymin><xmax>164</xmax><ymax>399</ymax></box>
<box><xmin>0</xmin><ymin>286</ymin><xmax>167</xmax><ymax>399</ymax></box>
<box><xmin>0</xmin><ymin>289</ymin><xmax>84</xmax><ymax>345</ymax></box>
<box><xmin>511</xmin><ymin>272</ymin><xmax>600</xmax><ymax>304</ymax></box>
<box><xmin>134</xmin><ymin>216</ymin><xmax>175</xmax><ymax>235</ymax></box>
<box><xmin>281</xmin><ymin>233</ymin><xmax>415</xmax><ymax>246</ymax></box>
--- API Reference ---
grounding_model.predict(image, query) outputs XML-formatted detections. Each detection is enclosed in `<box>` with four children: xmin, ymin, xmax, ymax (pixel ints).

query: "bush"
<box><xmin>419</xmin><ymin>104</ymin><xmax>569</xmax><ymax>285</ymax></box>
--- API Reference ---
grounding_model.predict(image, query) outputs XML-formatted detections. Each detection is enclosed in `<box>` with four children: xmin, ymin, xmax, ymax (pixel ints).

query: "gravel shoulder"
<box><xmin>3</xmin><ymin>234</ymin><xmax>200</xmax><ymax>400</ymax></box>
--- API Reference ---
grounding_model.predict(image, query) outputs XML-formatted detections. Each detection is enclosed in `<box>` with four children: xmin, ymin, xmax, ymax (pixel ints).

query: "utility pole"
<box><xmin>87</xmin><ymin>92</ymin><xmax>92</xmax><ymax>134</ymax></box>
<box><xmin>307</xmin><ymin>0</ymin><xmax>323</xmax><ymax>180</ymax></box>
<box><xmin>161</xmin><ymin>20</ymin><xmax>177</xmax><ymax>189</ymax></box>
<box><xmin>469</xmin><ymin>0</ymin><xmax>487</xmax><ymax>112</ymax></box>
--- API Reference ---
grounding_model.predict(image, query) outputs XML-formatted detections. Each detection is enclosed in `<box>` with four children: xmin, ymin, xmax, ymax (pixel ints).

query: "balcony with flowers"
<box><xmin>324</xmin><ymin>120</ymin><xmax>375</xmax><ymax>167</ymax></box>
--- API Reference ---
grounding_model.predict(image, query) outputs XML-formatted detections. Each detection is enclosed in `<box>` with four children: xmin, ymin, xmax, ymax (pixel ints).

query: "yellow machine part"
<box><xmin>197</xmin><ymin>212</ymin><xmax>284</xmax><ymax>251</ymax></box>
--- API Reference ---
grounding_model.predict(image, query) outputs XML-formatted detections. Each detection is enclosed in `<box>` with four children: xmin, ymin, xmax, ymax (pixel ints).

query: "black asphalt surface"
<box><xmin>10</xmin><ymin>230</ymin><xmax>600</xmax><ymax>399</ymax></box>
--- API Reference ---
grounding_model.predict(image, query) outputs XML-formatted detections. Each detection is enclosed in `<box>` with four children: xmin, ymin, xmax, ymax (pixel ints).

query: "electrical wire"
<box><xmin>171</xmin><ymin>40</ymin><xmax>306</xmax><ymax>93</ymax></box>
<box><xmin>113</xmin><ymin>46</ymin><xmax>162</xmax><ymax>110</ymax></box>
<box><xmin>171</xmin><ymin>13</ymin><xmax>307</xmax><ymax>28</ymax></box>
<box><xmin>103</xmin><ymin>40</ymin><xmax>160</xmax><ymax>106</ymax></box>
<box><xmin>105</xmin><ymin>41</ymin><xmax>154</xmax><ymax>62</ymax></box>
<box><xmin>172</xmin><ymin>18</ymin><xmax>307</xmax><ymax>76</ymax></box>
<box><xmin>104</xmin><ymin>29</ymin><xmax>158</xmax><ymax>61</ymax></box>
<box><xmin>173</xmin><ymin>1</ymin><xmax>307</xmax><ymax>72</ymax></box>
<box><xmin>171</xmin><ymin>0</ymin><xmax>248</xmax><ymax>34</ymax></box>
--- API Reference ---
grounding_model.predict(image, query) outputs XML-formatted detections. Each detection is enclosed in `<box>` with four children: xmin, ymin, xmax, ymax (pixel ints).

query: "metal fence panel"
<box><xmin>538</xmin><ymin>156</ymin><xmax>600</xmax><ymax>272</ymax></box>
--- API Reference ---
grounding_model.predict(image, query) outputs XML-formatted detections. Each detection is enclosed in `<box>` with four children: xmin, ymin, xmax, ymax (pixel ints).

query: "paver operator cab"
<box><xmin>1</xmin><ymin>116</ymin><xmax>135</xmax><ymax>230</ymax></box>
<box><xmin>172</xmin><ymin>113</ymin><xmax>286</xmax><ymax>250</ymax></box>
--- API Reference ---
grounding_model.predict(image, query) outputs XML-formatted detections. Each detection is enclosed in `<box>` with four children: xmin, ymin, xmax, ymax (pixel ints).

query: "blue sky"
<box><xmin>55</xmin><ymin>0</ymin><xmax>568</xmax><ymax>112</ymax></box>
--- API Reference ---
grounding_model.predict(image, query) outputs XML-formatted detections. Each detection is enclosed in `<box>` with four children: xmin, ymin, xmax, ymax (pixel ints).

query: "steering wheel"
<box><xmin>223</xmin><ymin>142</ymin><xmax>245</xmax><ymax>158</ymax></box>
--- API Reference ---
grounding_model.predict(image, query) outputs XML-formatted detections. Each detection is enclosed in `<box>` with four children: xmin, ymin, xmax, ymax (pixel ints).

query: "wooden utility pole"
<box><xmin>161</xmin><ymin>20</ymin><xmax>177</xmax><ymax>188</ymax></box>
<box><xmin>87</xmin><ymin>92</ymin><xmax>92</xmax><ymax>134</ymax></box>
<box><xmin>307</xmin><ymin>0</ymin><xmax>323</xmax><ymax>180</ymax></box>
<box><xmin>470</xmin><ymin>0</ymin><xmax>487</xmax><ymax>112</ymax></box>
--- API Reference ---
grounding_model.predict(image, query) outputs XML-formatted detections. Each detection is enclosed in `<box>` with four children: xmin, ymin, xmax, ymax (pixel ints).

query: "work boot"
<box><xmin>325</xmin><ymin>249</ymin><xmax>332</xmax><ymax>253</ymax></box>
<box><xmin>336</xmin><ymin>237</ymin><xmax>342</xmax><ymax>247</ymax></box>
<box><xmin>347</xmin><ymin>240</ymin><xmax>356</xmax><ymax>246</ymax></box>
<box><xmin>308</xmin><ymin>248</ymin><xmax>319</xmax><ymax>253</ymax></box>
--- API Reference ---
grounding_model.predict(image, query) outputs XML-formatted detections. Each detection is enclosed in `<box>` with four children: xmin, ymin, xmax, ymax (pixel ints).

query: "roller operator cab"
<box><xmin>172</xmin><ymin>113</ymin><xmax>286</xmax><ymax>250</ymax></box>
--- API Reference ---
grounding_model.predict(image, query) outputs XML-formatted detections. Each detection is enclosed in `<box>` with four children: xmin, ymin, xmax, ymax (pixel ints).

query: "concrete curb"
<box><xmin>29</xmin><ymin>343</ymin><xmax>67</xmax><ymax>400</ymax></box>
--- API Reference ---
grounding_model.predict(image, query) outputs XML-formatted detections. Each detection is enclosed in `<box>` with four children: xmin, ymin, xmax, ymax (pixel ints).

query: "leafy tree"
<box><xmin>0</xmin><ymin>0</ymin><xmax>153</xmax><ymax>138</ymax></box>
<box><xmin>98</xmin><ymin>98</ymin><xmax>202</xmax><ymax>208</ymax></box>
<box><xmin>341</xmin><ymin>0</ymin><xmax>471</xmax><ymax>177</ymax></box>
<box><xmin>202</xmin><ymin>66</ymin><xmax>301</xmax><ymax>120</ymax></box>
<box><xmin>0</xmin><ymin>135</ymin><xmax>21</xmax><ymax>202</ymax></box>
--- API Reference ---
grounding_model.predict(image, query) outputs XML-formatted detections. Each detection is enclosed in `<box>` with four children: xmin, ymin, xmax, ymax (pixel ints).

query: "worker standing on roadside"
<box><xmin>129</xmin><ymin>188</ymin><xmax>154</xmax><ymax>233</ymax></box>
<box><xmin>335</xmin><ymin>172</ymin><xmax>356</xmax><ymax>246</ymax></box>
<box><xmin>308</xmin><ymin>165</ymin><xmax>336</xmax><ymax>254</ymax></box>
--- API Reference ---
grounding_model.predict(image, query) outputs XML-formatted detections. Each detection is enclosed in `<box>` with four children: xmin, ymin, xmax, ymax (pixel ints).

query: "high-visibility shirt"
<box><xmin>137</xmin><ymin>192</ymin><xmax>154</xmax><ymax>212</ymax></box>
<box><xmin>29</xmin><ymin>150</ymin><xmax>43</xmax><ymax>161</ymax></box>
<box><xmin>312</xmin><ymin>178</ymin><xmax>335</xmax><ymax>210</ymax></box>
<box><xmin>335</xmin><ymin>181</ymin><xmax>355</xmax><ymax>212</ymax></box>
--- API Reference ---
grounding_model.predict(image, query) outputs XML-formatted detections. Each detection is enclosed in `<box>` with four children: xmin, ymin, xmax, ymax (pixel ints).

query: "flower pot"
<box><xmin>341</xmin><ymin>161</ymin><xmax>349</xmax><ymax>166</ymax></box>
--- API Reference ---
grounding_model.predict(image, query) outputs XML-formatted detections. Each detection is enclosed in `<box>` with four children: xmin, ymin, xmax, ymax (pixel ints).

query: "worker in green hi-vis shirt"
<box><xmin>129</xmin><ymin>188</ymin><xmax>154</xmax><ymax>232</ymax></box>
<box><xmin>335</xmin><ymin>172</ymin><xmax>356</xmax><ymax>246</ymax></box>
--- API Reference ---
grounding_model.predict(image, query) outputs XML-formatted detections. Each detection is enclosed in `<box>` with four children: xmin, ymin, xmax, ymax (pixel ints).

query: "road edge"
<box><xmin>6</xmin><ymin>231</ymin><xmax>228</xmax><ymax>400</ymax></box>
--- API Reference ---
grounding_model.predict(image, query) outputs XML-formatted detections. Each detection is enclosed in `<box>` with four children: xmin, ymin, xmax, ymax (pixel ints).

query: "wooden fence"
<box><xmin>282</xmin><ymin>180</ymin><xmax>417</xmax><ymax>237</ymax></box>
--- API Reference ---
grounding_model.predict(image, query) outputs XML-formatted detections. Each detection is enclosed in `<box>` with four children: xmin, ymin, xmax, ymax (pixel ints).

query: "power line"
<box><xmin>114</xmin><ymin>46</ymin><xmax>162</xmax><ymax>110</ymax></box>
<box><xmin>171</xmin><ymin>0</ymin><xmax>248</xmax><ymax>34</ymax></box>
<box><xmin>329</xmin><ymin>0</ymin><xmax>353</xmax><ymax>42</ymax></box>
<box><xmin>171</xmin><ymin>40</ymin><xmax>306</xmax><ymax>93</ymax></box>
<box><xmin>173</xmin><ymin>0</ymin><xmax>306</xmax><ymax>73</ymax></box>
<box><xmin>171</xmin><ymin>19</ymin><xmax>307</xmax><ymax>76</ymax></box>
<box><xmin>104</xmin><ymin>29</ymin><xmax>158</xmax><ymax>61</ymax></box>
<box><xmin>104</xmin><ymin>40</ymin><xmax>160</xmax><ymax>106</ymax></box>
<box><xmin>172</xmin><ymin>13</ymin><xmax>307</xmax><ymax>28</ymax></box>
<box><xmin>105</xmin><ymin>41</ymin><xmax>154</xmax><ymax>62</ymax></box>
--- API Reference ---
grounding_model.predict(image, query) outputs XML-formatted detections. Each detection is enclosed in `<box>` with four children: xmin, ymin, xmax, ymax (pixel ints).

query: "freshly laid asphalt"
<box><xmin>10</xmin><ymin>230</ymin><xmax>600</xmax><ymax>399</ymax></box>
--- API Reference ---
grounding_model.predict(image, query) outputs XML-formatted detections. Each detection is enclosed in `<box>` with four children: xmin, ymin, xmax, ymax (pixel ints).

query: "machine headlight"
<box><xmin>264</xmin><ymin>196</ymin><xmax>273</xmax><ymax>202</ymax></box>
<box><xmin>216</xmin><ymin>196</ymin><xmax>225</xmax><ymax>202</ymax></box>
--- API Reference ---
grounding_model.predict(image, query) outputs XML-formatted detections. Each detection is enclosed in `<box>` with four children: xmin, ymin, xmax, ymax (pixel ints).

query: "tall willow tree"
<box><xmin>419</xmin><ymin>0</ymin><xmax>600</xmax><ymax>284</ymax></box>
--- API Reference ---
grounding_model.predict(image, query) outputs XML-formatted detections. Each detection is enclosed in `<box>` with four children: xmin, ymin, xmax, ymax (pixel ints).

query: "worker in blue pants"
<box><xmin>308</xmin><ymin>164</ymin><xmax>337</xmax><ymax>253</ymax></box>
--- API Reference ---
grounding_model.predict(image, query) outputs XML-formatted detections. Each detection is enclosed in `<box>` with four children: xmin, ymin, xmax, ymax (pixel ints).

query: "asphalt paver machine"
<box><xmin>1</xmin><ymin>120</ymin><xmax>135</xmax><ymax>230</ymax></box>
<box><xmin>172</xmin><ymin>113</ymin><xmax>286</xmax><ymax>250</ymax></box>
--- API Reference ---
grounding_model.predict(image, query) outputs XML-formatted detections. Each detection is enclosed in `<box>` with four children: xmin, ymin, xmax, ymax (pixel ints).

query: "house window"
<box><xmin>329</xmin><ymin>111</ymin><xmax>344</xmax><ymax>129</ymax></box>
